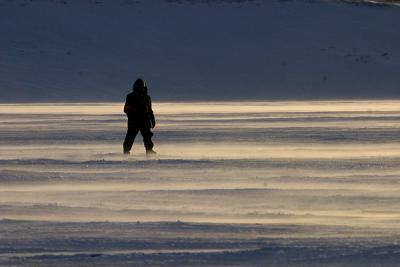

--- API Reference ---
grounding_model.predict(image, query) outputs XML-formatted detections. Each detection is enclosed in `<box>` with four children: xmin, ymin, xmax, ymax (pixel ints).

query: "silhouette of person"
<box><xmin>123</xmin><ymin>78</ymin><xmax>156</xmax><ymax>155</ymax></box>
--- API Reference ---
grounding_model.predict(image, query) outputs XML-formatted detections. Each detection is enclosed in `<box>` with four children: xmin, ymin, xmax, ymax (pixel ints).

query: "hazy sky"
<box><xmin>0</xmin><ymin>0</ymin><xmax>399</xmax><ymax>102</ymax></box>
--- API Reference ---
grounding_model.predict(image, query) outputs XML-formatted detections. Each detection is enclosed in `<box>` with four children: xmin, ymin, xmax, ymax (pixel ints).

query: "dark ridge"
<box><xmin>337</xmin><ymin>0</ymin><xmax>400</xmax><ymax>7</ymax></box>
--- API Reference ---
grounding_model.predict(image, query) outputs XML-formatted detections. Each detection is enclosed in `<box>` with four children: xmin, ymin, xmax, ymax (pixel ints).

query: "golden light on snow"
<box><xmin>1</xmin><ymin>101</ymin><xmax>400</xmax><ymax>228</ymax></box>
<box><xmin>1</xmin><ymin>100</ymin><xmax>400</xmax><ymax>114</ymax></box>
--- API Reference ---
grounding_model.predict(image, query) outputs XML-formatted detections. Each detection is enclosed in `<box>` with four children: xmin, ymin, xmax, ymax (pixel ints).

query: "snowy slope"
<box><xmin>1</xmin><ymin>100</ymin><xmax>400</xmax><ymax>266</ymax></box>
<box><xmin>0</xmin><ymin>0</ymin><xmax>399</xmax><ymax>102</ymax></box>
<box><xmin>1</xmin><ymin>220</ymin><xmax>400</xmax><ymax>267</ymax></box>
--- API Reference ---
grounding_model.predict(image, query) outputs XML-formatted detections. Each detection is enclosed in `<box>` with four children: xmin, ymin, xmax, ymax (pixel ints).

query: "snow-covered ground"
<box><xmin>1</xmin><ymin>101</ymin><xmax>400</xmax><ymax>266</ymax></box>
<box><xmin>0</xmin><ymin>0</ymin><xmax>399</xmax><ymax>101</ymax></box>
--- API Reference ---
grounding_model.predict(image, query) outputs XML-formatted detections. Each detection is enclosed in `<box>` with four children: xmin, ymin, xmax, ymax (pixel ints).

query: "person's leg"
<box><xmin>123</xmin><ymin>124</ymin><xmax>139</xmax><ymax>154</ymax></box>
<box><xmin>140</xmin><ymin>128</ymin><xmax>154</xmax><ymax>152</ymax></box>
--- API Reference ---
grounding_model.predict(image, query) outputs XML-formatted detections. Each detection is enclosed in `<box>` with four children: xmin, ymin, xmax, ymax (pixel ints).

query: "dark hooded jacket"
<box><xmin>124</xmin><ymin>81</ymin><xmax>155</xmax><ymax>128</ymax></box>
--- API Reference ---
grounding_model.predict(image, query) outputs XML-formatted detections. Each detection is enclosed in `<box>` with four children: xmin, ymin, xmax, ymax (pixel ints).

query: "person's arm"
<box><xmin>124</xmin><ymin>95</ymin><xmax>131</xmax><ymax>114</ymax></box>
<box><xmin>148</xmin><ymin>96</ymin><xmax>156</xmax><ymax>128</ymax></box>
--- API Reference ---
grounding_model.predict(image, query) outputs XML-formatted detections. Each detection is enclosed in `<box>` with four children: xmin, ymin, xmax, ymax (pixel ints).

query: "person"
<box><xmin>123</xmin><ymin>78</ymin><xmax>156</xmax><ymax>155</ymax></box>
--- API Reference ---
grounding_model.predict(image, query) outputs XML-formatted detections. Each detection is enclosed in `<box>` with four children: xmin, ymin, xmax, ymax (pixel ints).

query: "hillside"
<box><xmin>0</xmin><ymin>0</ymin><xmax>399</xmax><ymax>102</ymax></box>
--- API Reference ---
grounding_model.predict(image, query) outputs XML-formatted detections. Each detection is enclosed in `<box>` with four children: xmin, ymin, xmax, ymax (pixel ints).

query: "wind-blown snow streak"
<box><xmin>1</xmin><ymin>101</ymin><xmax>400</xmax><ymax>265</ymax></box>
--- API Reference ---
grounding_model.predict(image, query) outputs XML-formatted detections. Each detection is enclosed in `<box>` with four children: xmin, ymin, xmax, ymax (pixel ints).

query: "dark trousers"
<box><xmin>123</xmin><ymin>123</ymin><xmax>154</xmax><ymax>153</ymax></box>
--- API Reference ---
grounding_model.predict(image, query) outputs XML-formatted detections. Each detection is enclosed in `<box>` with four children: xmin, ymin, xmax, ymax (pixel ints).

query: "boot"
<box><xmin>146</xmin><ymin>149</ymin><xmax>156</xmax><ymax>155</ymax></box>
